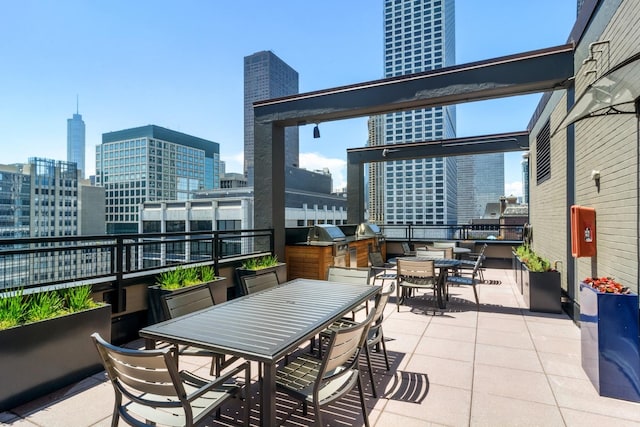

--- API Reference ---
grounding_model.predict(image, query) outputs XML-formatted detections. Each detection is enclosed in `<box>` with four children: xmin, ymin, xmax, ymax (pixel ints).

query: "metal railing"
<box><xmin>0</xmin><ymin>229</ymin><xmax>275</xmax><ymax>299</ymax></box>
<box><xmin>380</xmin><ymin>223</ymin><xmax>525</xmax><ymax>242</ymax></box>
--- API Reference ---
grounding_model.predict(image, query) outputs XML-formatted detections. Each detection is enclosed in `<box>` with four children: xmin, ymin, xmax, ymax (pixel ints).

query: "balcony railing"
<box><xmin>0</xmin><ymin>229</ymin><xmax>275</xmax><ymax>297</ymax></box>
<box><xmin>380</xmin><ymin>223</ymin><xmax>525</xmax><ymax>242</ymax></box>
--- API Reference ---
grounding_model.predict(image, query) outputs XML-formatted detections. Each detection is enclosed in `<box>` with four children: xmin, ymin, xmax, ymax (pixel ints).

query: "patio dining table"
<box><xmin>391</xmin><ymin>257</ymin><xmax>461</xmax><ymax>308</ymax></box>
<box><xmin>139</xmin><ymin>278</ymin><xmax>380</xmax><ymax>426</ymax></box>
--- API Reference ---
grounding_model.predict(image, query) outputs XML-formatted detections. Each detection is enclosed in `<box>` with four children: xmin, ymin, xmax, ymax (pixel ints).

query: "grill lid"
<box><xmin>357</xmin><ymin>222</ymin><xmax>383</xmax><ymax>237</ymax></box>
<box><xmin>308</xmin><ymin>224</ymin><xmax>346</xmax><ymax>242</ymax></box>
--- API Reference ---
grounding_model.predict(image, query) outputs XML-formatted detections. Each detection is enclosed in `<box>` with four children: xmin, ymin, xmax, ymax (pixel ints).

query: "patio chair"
<box><xmin>318</xmin><ymin>283</ymin><xmax>395</xmax><ymax>398</ymax></box>
<box><xmin>91</xmin><ymin>332</ymin><xmax>250</xmax><ymax>427</ymax></box>
<box><xmin>162</xmin><ymin>289</ymin><xmax>239</xmax><ymax>376</ymax></box>
<box><xmin>240</xmin><ymin>270</ymin><xmax>279</xmax><ymax>295</ymax></box>
<box><xmin>396</xmin><ymin>258</ymin><xmax>437</xmax><ymax>311</ymax></box>
<box><xmin>446</xmin><ymin>253</ymin><xmax>482</xmax><ymax>307</ymax></box>
<box><xmin>457</xmin><ymin>243</ymin><xmax>487</xmax><ymax>281</ymax></box>
<box><xmin>368</xmin><ymin>251</ymin><xmax>397</xmax><ymax>286</ymax></box>
<box><xmin>432</xmin><ymin>241</ymin><xmax>457</xmax><ymax>249</ymax></box>
<box><xmin>401</xmin><ymin>242</ymin><xmax>415</xmax><ymax>256</ymax></box>
<box><xmin>276</xmin><ymin>308</ymin><xmax>376</xmax><ymax>427</ymax></box>
<box><xmin>327</xmin><ymin>266</ymin><xmax>372</xmax><ymax>318</ymax></box>
<box><xmin>416</xmin><ymin>248</ymin><xmax>446</xmax><ymax>258</ymax></box>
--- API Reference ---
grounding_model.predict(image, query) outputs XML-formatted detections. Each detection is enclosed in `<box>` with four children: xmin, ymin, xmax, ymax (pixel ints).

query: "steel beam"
<box><xmin>254</xmin><ymin>44</ymin><xmax>574</xmax><ymax>125</ymax></box>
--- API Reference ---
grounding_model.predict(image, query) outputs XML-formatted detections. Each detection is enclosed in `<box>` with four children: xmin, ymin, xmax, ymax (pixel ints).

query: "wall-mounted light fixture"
<box><xmin>313</xmin><ymin>124</ymin><xmax>320</xmax><ymax>138</ymax></box>
<box><xmin>591</xmin><ymin>170</ymin><xmax>601</xmax><ymax>181</ymax></box>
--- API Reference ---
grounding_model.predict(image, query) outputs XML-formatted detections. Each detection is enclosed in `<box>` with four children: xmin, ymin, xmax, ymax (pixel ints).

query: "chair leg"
<box><xmin>357</xmin><ymin>374</ymin><xmax>371</xmax><ymax>427</ymax></box>
<box><xmin>380</xmin><ymin>333</ymin><xmax>390</xmax><ymax>371</ymax></box>
<box><xmin>472</xmin><ymin>282</ymin><xmax>479</xmax><ymax>307</ymax></box>
<box><xmin>364</xmin><ymin>344</ymin><xmax>377</xmax><ymax>398</ymax></box>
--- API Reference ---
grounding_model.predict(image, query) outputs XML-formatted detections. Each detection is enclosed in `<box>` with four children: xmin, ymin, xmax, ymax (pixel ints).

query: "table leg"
<box><xmin>261</xmin><ymin>361</ymin><xmax>277</xmax><ymax>426</ymax></box>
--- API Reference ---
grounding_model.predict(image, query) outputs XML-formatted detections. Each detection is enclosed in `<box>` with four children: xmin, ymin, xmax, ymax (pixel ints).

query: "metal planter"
<box><xmin>580</xmin><ymin>283</ymin><xmax>640</xmax><ymax>402</ymax></box>
<box><xmin>0</xmin><ymin>304</ymin><xmax>111</xmax><ymax>411</ymax></box>
<box><xmin>523</xmin><ymin>267</ymin><xmax>562</xmax><ymax>313</ymax></box>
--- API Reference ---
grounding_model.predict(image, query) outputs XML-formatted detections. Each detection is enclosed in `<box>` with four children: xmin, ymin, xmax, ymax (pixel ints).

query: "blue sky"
<box><xmin>0</xmin><ymin>1</ymin><xmax>577</xmax><ymax>195</ymax></box>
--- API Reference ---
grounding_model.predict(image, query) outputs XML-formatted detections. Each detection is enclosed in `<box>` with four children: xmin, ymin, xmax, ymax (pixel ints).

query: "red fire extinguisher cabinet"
<box><xmin>571</xmin><ymin>205</ymin><xmax>596</xmax><ymax>257</ymax></box>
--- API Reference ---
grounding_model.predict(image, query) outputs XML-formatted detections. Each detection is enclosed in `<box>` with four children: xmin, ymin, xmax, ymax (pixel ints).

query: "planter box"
<box><xmin>235</xmin><ymin>263</ymin><xmax>287</xmax><ymax>296</ymax></box>
<box><xmin>0</xmin><ymin>304</ymin><xmax>111</xmax><ymax>411</ymax></box>
<box><xmin>512</xmin><ymin>252</ymin><xmax>524</xmax><ymax>294</ymax></box>
<box><xmin>523</xmin><ymin>267</ymin><xmax>561</xmax><ymax>313</ymax></box>
<box><xmin>148</xmin><ymin>278</ymin><xmax>225</xmax><ymax>324</ymax></box>
<box><xmin>580</xmin><ymin>283</ymin><xmax>640</xmax><ymax>402</ymax></box>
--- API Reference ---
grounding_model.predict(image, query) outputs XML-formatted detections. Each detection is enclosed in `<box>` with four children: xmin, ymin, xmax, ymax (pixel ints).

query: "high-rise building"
<box><xmin>67</xmin><ymin>106</ymin><xmax>86</xmax><ymax>178</ymax></box>
<box><xmin>376</xmin><ymin>0</ymin><xmax>457</xmax><ymax>226</ymax></box>
<box><xmin>522</xmin><ymin>151</ymin><xmax>529</xmax><ymax>204</ymax></box>
<box><xmin>456</xmin><ymin>154</ymin><xmax>504</xmax><ymax>223</ymax></box>
<box><xmin>373</xmin><ymin>0</ymin><xmax>503</xmax><ymax>227</ymax></box>
<box><xmin>244</xmin><ymin>51</ymin><xmax>299</xmax><ymax>185</ymax></box>
<box><xmin>367</xmin><ymin>116</ymin><xmax>385</xmax><ymax>223</ymax></box>
<box><xmin>0</xmin><ymin>158</ymin><xmax>104</xmax><ymax>288</ymax></box>
<box><xmin>96</xmin><ymin>125</ymin><xmax>220</xmax><ymax>234</ymax></box>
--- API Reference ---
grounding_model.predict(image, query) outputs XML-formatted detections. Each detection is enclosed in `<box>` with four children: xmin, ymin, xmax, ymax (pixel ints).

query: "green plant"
<box><xmin>156</xmin><ymin>265</ymin><xmax>218</xmax><ymax>290</ymax></box>
<box><xmin>0</xmin><ymin>289</ymin><xmax>25</xmax><ymax>330</ymax></box>
<box><xmin>65</xmin><ymin>285</ymin><xmax>99</xmax><ymax>312</ymax></box>
<box><xmin>199</xmin><ymin>265</ymin><xmax>216</xmax><ymax>282</ymax></box>
<box><xmin>182</xmin><ymin>267</ymin><xmax>201</xmax><ymax>286</ymax></box>
<box><xmin>0</xmin><ymin>286</ymin><xmax>101</xmax><ymax>330</ymax></box>
<box><xmin>241</xmin><ymin>255</ymin><xmax>279</xmax><ymax>270</ymax></box>
<box><xmin>515</xmin><ymin>245</ymin><xmax>553</xmax><ymax>272</ymax></box>
<box><xmin>157</xmin><ymin>267</ymin><xmax>184</xmax><ymax>290</ymax></box>
<box><xmin>26</xmin><ymin>291</ymin><xmax>64</xmax><ymax>323</ymax></box>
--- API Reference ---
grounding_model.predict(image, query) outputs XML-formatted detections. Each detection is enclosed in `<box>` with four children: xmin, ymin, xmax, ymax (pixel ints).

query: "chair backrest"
<box><xmin>320</xmin><ymin>308</ymin><xmax>376</xmax><ymax>380</ymax></box>
<box><xmin>416</xmin><ymin>248</ymin><xmax>445</xmax><ymax>259</ymax></box>
<box><xmin>368</xmin><ymin>251</ymin><xmax>386</xmax><ymax>268</ymax></box>
<box><xmin>327</xmin><ymin>266</ymin><xmax>370</xmax><ymax>285</ymax></box>
<box><xmin>432</xmin><ymin>241</ymin><xmax>457</xmax><ymax>249</ymax></box>
<box><xmin>368</xmin><ymin>283</ymin><xmax>394</xmax><ymax>343</ymax></box>
<box><xmin>401</xmin><ymin>242</ymin><xmax>412</xmax><ymax>254</ymax></box>
<box><xmin>92</xmin><ymin>333</ymin><xmax>185</xmax><ymax>414</ymax></box>
<box><xmin>163</xmin><ymin>286</ymin><xmax>214</xmax><ymax>319</ymax></box>
<box><xmin>241</xmin><ymin>271</ymin><xmax>279</xmax><ymax>295</ymax></box>
<box><xmin>397</xmin><ymin>258</ymin><xmax>435</xmax><ymax>279</ymax></box>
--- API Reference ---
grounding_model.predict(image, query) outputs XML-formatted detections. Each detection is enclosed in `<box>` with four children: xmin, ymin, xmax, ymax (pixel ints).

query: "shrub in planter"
<box><xmin>148</xmin><ymin>265</ymin><xmax>224</xmax><ymax>323</ymax></box>
<box><xmin>236</xmin><ymin>255</ymin><xmax>287</xmax><ymax>296</ymax></box>
<box><xmin>514</xmin><ymin>245</ymin><xmax>561</xmax><ymax>313</ymax></box>
<box><xmin>0</xmin><ymin>285</ymin><xmax>111</xmax><ymax>411</ymax></box>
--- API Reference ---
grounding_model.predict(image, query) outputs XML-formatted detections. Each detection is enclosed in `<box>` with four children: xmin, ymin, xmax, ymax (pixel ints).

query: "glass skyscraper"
<box><xmin>67</xmin><ymin>111</ymin><xmax>86</xmax><ymax>178</ymax></box>
<box><xmin>96</xmin><ymin>125</ymin><xmax>220</xmax><ymax>234</ymax></box>
<box><xmin>244</xmin><ymin>51</ymin><xmax>299</xmax><ymax>186</ymax></box>
<box><xmin>377</xmin><ymin>0</ymin><xmax>457</xmax><ymax>226</ymax></box>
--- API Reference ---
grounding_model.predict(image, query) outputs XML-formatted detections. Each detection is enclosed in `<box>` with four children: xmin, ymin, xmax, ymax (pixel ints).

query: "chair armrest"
<box><xmin>182</xmin><ymin>361</ymin><xmax>250</xmax><ymax>400</ymax></box>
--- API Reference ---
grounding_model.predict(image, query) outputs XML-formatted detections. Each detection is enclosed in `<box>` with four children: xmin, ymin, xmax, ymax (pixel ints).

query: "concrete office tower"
<box><xmin>367</xmin><ymin>116</ymin><xmax>385</xmax><ymax>223</ymax></box>
<box><xmin>380</xmin><ymin>0</ymin><xmax>457</xmax><ymax>226</ymax></box>
<box><xmin>244</xmin><ymin>51</ymin><xmax>299</xmax><ymax>186</ymax></box>
<box><xmin>67</xmin><ymin>105</ymin><xmax>86</xmax><ymax>178</ymax></box>
<box><xmin>96</xmin><ymin>125</ymin><xmax>220</xmax><ymax>234</ymax></box>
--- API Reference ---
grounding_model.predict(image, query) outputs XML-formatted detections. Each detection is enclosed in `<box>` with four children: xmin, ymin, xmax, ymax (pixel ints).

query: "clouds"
<box><xmin>299</xmin><ymin>152</ymin><xmax>347</xmax><ymax>191</ymax></box>
<box><xmin>505</xmin><ymin>180</ymin><xmax>523</xmax><ymax>198</ymax></box>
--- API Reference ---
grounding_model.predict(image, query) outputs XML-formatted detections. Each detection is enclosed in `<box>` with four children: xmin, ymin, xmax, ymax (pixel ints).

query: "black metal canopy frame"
<box><xmin>556</xmin><ymin>51</ymin><xmax>640</xmax><ymax>132</ymax></box>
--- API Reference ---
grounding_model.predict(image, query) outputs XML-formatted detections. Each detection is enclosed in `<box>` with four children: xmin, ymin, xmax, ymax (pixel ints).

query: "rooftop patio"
<box><xmin>3</xmin><ymin>264</ymin><xmax>639</xmax><ymax>427</ymax></box>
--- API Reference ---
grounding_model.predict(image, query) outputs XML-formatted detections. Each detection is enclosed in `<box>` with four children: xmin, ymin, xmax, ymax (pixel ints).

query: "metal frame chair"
<box><xmin>319</xmin><ymin>283</ymin><xmax>394</xmax><ymax>398</ymax></box>
<box><xmin>396</xmin><ymin>258</ymin><xmax>437</xmax><ymax>311</ymax></box>
<box><xmin>276</xmin><ymin>309</ymin><xmax>376</xmax><ymax>427</ymax></box>
<box><xmin>162</xmin><ymin>289</ymin><xmax>239</xmax><ymax>376</ymax></box>
<box><xmin>92</xmin><ymin>332</ymin><xmax>250</xmax><ymax>427</ymax></box>
<box><xmin>368</xmin><ymin>251</ymin><xmax>397</xmax><ymax>286</ymax></box>
<box><xmin>327</xmin><ymin>266</ymin><xmax>372</xmax><ymax>318</ymax></box>
<box><xmin>240</xmin><ymin>270</ymin><xmax>279</xmax><ymax>295</ymax></box>
<box><xmin>446</xmin><ymin>254</ymin><xmax>482</xmax><ymax>307</ymax></box>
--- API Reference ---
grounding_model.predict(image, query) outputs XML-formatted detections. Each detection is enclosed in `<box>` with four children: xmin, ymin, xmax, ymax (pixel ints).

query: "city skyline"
<box><xmin>1</xmin><ymin>1</ymin><xmax>576</xmax><ymax>195</ymax></box>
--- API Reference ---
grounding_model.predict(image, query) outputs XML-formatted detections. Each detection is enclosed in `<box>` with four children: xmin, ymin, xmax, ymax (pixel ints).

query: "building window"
<box><xmin>536</xmin><ymin>119</ymin><xmax>551</xmax><ymax>184</ymax></box>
